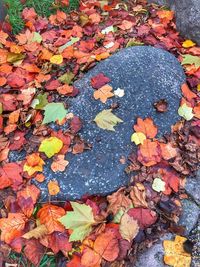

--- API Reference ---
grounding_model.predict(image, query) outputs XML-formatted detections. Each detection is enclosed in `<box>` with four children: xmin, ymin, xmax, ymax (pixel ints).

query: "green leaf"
<box><xmin>178</xmin><ymin>103</ymin><xmax>194</xmax><ymax>121</ymax></box>
<box><xmin>58</xmin><ymin>37</ymin><xmax>80</xmax><ymax>53</ymax></box>
<box><xmin>32</xmin><ymin>32</ymin><xmax>43</xmax><ymax>43</ymax></box>
<box><xmin>58</xmin><ymin>72</ymin><xmax>75</xmax><ymax>85</ymax></box>
<box><xmin>126</xmin><ymin>40</ymin><xmax>144</xmax><ymax>48</ymax></box>
<box><xmin>42</xmin><ymin>103</ymin><xmax>68</xmax><ymax>124</ymax></box>
<box><xmin>181</xmin><ymin>54</ymin><xmax>200</xmax><ymax>68</ymax></box>
<box><xmin>31</xmin><ymin>93</ymin><xmax>48</xmax><ymax>110</ymax></box>
<box><xmin>39</xmin><ymin>137</ymin><xmax>63</xmax><ymax>158</ymax></box>
<box><xmin>94</xmin><ymin>109</ymin><xmax>123</xmax><ymax>131</ymax></box>
<box><xmin>59</xmin><ymin>202</ymin><xmax>95</xmax><ymax>242</ymax></box>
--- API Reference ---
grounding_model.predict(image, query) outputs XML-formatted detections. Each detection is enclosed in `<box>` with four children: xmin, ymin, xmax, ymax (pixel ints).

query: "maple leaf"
<box><xmin>39</xmin><ymin>137</ymin><xmax>63</xmax><ymax>158</ymax></box>
<box><xmin>59</xmin><ymin>202</ymin><xmax>96</xmax><ymax>242</ymax></box>
<box><xmin>90</xmin><ymin>73</ymin><xmax>111</xmax><ymax>89</ymax></box>
<box><xmin>23</xmin><ymin>224</ymin><xmax>48</xmax><ymax>239</ymax></box>
<box><xmin>181</xmin><ymin>54</ymin><xmax>200</xmax><ymax>68</ymax></box>
<box><xmin>0</xmin><ymin>213</ymin><xmax>27</xmax><ymax>244</ymax></box>
<box><xmin>131</xmin><ymin>132</ymin><xmax>146</xmax><ymax>145</ymax></box>
<box><xmin>94</xmin><ymin>109</ymin><xmax>123</xmax><ymax>131</ymax></box>
<box><xmin>37</xmin><ymin>204</ymin><xmax>65</xmax><ymax>234</ymax></box>
<box><xmin>48</xmin><ymin>180</ymin><xmax>60</xmax><ymax>196</ymax></box>
<box><xmin>128</xmin><ymin>208</ymin><xmax>157</xmax><ymax>229</ymax></box>
<box><xmin>119</xmin><ymin>213</ymin><xmax>139</xmax><ymax>242</ymax></box>
<box><xmin>163</xmin><ymin>235</ymin><xmax>191</xmax><ymax>267</ymax></box>
<box><xmin>134</xmin><ymin>118</ymin><xmax>157</xmax><ymax>138</ymax></box>
<box><xmin>24</xmin><ymin>239</ymin><xmax>45</xmax><ymax>266</ymax></box>
<box><xmin>23</xmin><ymin>153</ymin><xmax>45</xmax><ymax>176</ymax></box>
<box><xmin>51</xmin><ymin>155</ymin><xmax>69</xmax><ymax>172</ymax></box>
<box><xmin>93</xmin><ymin>84</ymin><xmax>114</xmax><ymax>103</ymax></box>
<box><xmin>178</xmin><ymin>103</ymin><xmax>194</xmax><ymax>121</ymax></box>
<box><xmin>42</xmin><ymin>102</ymin><xmax>68</xmax><ymax>124</ymax></box>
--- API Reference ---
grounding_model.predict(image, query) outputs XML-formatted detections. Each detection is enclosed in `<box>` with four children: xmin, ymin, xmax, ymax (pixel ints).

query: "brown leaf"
<box><xmin>119</xmin><ymin>213</ymin><xmax>139</xmax><ymax>242</ymax></box>
<box><xmin>23</xmin><ymin>224</ymin><xmax>48</xmax><ymax>239</ymax></box>
<box><xmin>130</xmin><ymin>183</ymin><xmax>148</xmax><ymax>208</ymax></box>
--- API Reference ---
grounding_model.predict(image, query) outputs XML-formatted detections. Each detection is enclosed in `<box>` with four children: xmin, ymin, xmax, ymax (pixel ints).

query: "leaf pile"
<box><xmin>0</xmin><ymin>0</ymin><xmax>199</xmax><ymax>266</ymax></box>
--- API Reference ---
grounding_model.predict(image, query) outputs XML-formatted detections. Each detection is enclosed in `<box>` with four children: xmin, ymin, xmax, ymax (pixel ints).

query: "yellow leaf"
<box><xmin>23</xmin><ymin>153</ymin><xmax>45</xmax><ymax>176</ymax></box>
<box><xmin>163</xmin><ymin>235</ymin><xmax>191</xmax><ymax>267</ymax></box>
<box><xmin>39</xmin><ymin>137</ymin><xmax>63</xmax><ymax>158</ymax></box>
<box><xmin>131</xmin><ymin>132</ymin><xmax>146</xmax><ymax>145</ymax></box>
<box><xmin>119</xmin><ymin>213</ymin><xmax>139</xmax><ymax>242</ymax></box>
<box><xmin>197</xmin><ymin>84</ymin><xmax>200</xmax><ymax>91</ymax></box>
<box><xmin>182</xmin><ymin>40</ymin><xmax>196</xmax><ymax>48</ymax></box>
<box><xmin>23</xmin><ymin>224</ymin><xmax>48</xmax><ymax>239</ymax></box>
<box><xmin>50</xmin><ymin>54</ymin><xmax>63</xmax><ymax>65</ymax></box>
<box><xmin>93</xmin><ymin>85</ymin><xmax>114</xmax><ymax>103</ymax></box>
<box><xmin>48</xmin><ymin>180</ymin><xmax>60</xmax><ymax>196</ymax></box>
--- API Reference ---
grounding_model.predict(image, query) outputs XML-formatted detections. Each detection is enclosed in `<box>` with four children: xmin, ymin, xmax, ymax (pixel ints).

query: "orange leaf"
<box><xmin>181</xmin><ymin>83</ymin><xmax>197</xmax><ymax>102</ymax></box>
<box><xmin>93</xmin><ymin>84</ymin><xmax>114</xmax><ymax>103</ymax></box>
<box><xmin>57</xmin><ymin>84</ymin><xmax>74</xmax><ymax>95</ymax></box>
<box><xmin>35</xmin><ymin>173</ymin><xmax>45</xmax><ymax>182</ymax></box>
<box><xmin>0</xmin><ymin>76</ymin><xmax>6</xmax><ymax>86</ymax></box>
<box><xmin>23</xmin><ymin>153</ymin><xmax>45</xmax><ymax>176</ymax></box>
<box><xmin>134</xmin><ymin>118</ymin><xmax>157</xmax><ymax>138</ymax></box>
<box><xmin>37</xmin><ymin>204</ymin><xmax>65</xmax><ymax>234</ymax></box>
<box><xmin>0</xmin><ymin>162</ymin><xmax>23</xmax><ymax>190</ymax></box>
<box><xmin>138</xmin><ymin>139</ymin><xmax>161</xmax><ymax>166</ymax></box>
<box><xmin>94</xmin><ymin>231</ymin><xmax>119</xmax><ymax>261</ymax></box>
<box><xmin>81</xmin><ymin>247</ymin><xmax>101</xmax><ymax>267</ymax></box>
<box><xmin>118</xmin><ymin>20</ymin><xmax>133</xmax><ymax>30</ymax></box>
<box><xmin>51</xmin><ymin>154</ymin><xmax>69</xmax><ymax>172</ymax></box>
<box><xmin>0</xmin><ymin>213</ymin><xmax>27</xmax><ymax>244</ymax></box>
<box><xmin>8</xmin><ymin>109</ymin><xmax>21</xmax><ymax>124</ymax></box>
<box><xmin>160</xmin><ymin>143</ymin><xmax>178</xmax><ymax>160</ymax></box>
<box><xmin>48</xmin><ymin>180</ymin><xmax>60</xmax><ymax>196</ymax></box>
<box><xmin>194</xmin><ymin>103</ymin><xmax>200</xmax><ymax>118</ymax></box>
<box><xmin>95</xmin><ymin>52</ymin><xmax>110</xmax><ymax>61</ymax></box>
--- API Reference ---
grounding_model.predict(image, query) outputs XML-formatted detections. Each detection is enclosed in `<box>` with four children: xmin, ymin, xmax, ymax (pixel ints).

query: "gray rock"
<box><xmin>179</xmin><ymin>199</ymin><xmax>200</xmax><ymax>235</ymax></box>
<box><xmin>147</xmin><ymin>0</ymin><xmax>174</xmax><ymax>8</ymax></box>
<box><xmin>185</xmin><ymin>169</ymin><xmax>200</xmax><ymax>205</ymax></box>
<box><xmin>10</xmin><ymin>46</ymin><xmax>185</xmax><ymax>200</ymax></box>
<box><xmin>135</xmin><ymin>234</ymin><xmax>173</xmax><ymax>267</ymax></box>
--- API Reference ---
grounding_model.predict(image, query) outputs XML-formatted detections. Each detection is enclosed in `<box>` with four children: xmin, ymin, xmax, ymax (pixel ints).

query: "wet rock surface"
<box><xmin>35</xmin><ymin>46</ymin><xmax>185</xmax><ymax>200</ymax></box>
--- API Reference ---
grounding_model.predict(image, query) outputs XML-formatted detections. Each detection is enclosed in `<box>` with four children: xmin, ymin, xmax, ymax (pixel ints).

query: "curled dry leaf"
<box><xmin>23</xmin><ymin>224</ymin><xmax>48</xmax><ymax>239</ymax></box>
<box><xmin>153</xmin><ymin>99</ymin><xmax>168</xmax><ymax>113</ymax></box>
<box><xmin>119</xmin><ymin>213</ymin><xmax>139</xmax><ymax>242</ymax></box>
<box><xmin>130</xmin><ymin>183</ymin><xmax>148</xmax><ymax>208</ymax></box>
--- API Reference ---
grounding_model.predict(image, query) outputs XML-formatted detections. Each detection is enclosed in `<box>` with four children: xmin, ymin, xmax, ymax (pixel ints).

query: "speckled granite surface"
<box><xmin>10</xmin><ymin>46</ymin><xmax>186</xmax><ymax>200</ymax></box>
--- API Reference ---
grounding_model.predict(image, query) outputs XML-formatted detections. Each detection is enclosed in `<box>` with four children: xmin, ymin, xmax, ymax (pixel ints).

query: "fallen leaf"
<box><xmin>59</xmin><ymin>202</ymin><xmax>96</xmax><ymax>242</ymax></box>
<box><xmin>23</xmin><ymin>153</ymin><xmax>45</xmax><ymax>176</ymax></box>
<box><xmin>23</xmin><ymin>225</ymin><xmax>48</xmax><ymax>239</ymax></box>
<box><xmin>137</xmin><ymin>139</ymin><xmax>161</xmax><ymax>166</ymax></box>
<box><xmin>93</xmin><ymin>85</ymin><xmax>114</xmax><ymax>103</ymax></box>
<box><xmin>94</xmin><ymin>109</ymin><xmax>123</xmax><ymax>131</ymax></box>
<box><xmin>131</xmin><ymin>132</ymin><xmax>146</xmax><ymax>145</ymax></box>
<box><xmin>42</xmin><ymin>102</ymin><xmax>68</xmax><ymax>124</ymax></box>
<box><xmin>24</xmin><ymin>239</ymin><xmax>45</xmax><ymax>266</ymax></box>
<box><xmin>48</xmin><ymin>180</ymin><xmax>60</xmax><ymax>196</ymax></box>
<box><xmin>51</xmin><ymin>155</ymin><xmax>69</xmax><ymax>172</ymax></box>
<box><xmin>153</xmin><ymin>99</ymin><xmax>168</xmax><ymax>112</ymax></box>
<box><xmin>37</xmin><ymin>204</ymin><xmax>65</xmax><ymax>234</ymax></box>
<box><xmin>91</xmin><ymin>73</ymin><xmax>111</xmax><ymax>89</ymax></box>
<box><xmin>119</xmin><ymin>213</ymin><xmax>139</xmax><ymax>242</ymax></box>
<box><xmin>163</xmin><ymin>235</ymin><xmax>191</xmax><ymax>267</ymax></box>
<box><xmin>114</xmin><ymin>88</ymin><xmax>125</xmax><ymax>98</ymax></box>
<box><xmin>181</xmin><ymin>83</ymin><xmax>197</xmax><ymax>102</ymax></box>
<box><xmin>39</xmin><ymin>137</ymin><xmax>63</xmax><ymax>158</ymax></box>
<box><xmin>152</xmin><ymin>178</ymin><xmax>166</xmax><ymax>192</ymax></box>
<box><xmin>128</xmin><ymin>208</ymin><xmax>157</xmax><ymax>229</ymax></box>
<box><xmin>178</xmin><ymin>103</ymin><xmax>194</xmax><ymax>121</ymax></box>
<box><xmin>81</xmin><ymin>247</ymin><xmax>101</xmax><ymax>267</ymax></box>
<box><xmin>50</xmin><ymin>54</ymin><xmax>63</xmax><ymax>64</ymax></box>
<box><xmin>182</xmin><ymin>40</ymin><xmax>196</xmax><ymax>48</ymax></box>
<box><xmin>181</xmin><ymin>54</ymin><xmax>200</xmax><ymax>68</ymax></box>
<box><xmin>130</xmin><ymin>183</ymin><xmax>148</xmax><ymax>208</ymax></box>
<box><xmin>134</xmin><ymin>118</ymin><xmax>157</xmax><ymax>138</ymax></box>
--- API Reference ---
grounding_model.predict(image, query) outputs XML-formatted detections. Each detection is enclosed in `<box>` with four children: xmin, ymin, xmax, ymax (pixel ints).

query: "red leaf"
<box><xmin>128</xmin><ymin>208</ymin><xmax>157</xmax><ymax>229</ymax></box>
<box><xmin>67</xmin><ymin>255</ymin><xmax>83</xmax><ymax>267</ymax></box>
<box><xmin>70</xmin><ymin>116</ymin><xmax>82</xmax><ymax>133</ymax></box>
<box><xmin>0</xmin><ymin>163</ymin><xmax>23</xmax><ymax>190</ymax></box>
<box><xmin>9</xmin><ymin>131</ymin><xmax>26</xmax><ymax>151</ymax></box>
<box><xmin>91</xmin><ymin>73</ymin><xmax>111</xmax><ymax>89</ymax></box>
<box><xmin>24</xmin><ymin>239</ymin><xmax>45</xmax><ymax>266</ymax></box>
<box><xmin>7</xmin><ymin>73</ymin><xmax>25</xmax><ymax>88</ymax></box>
<box><xmin>45</xmin><ymin>79</ymin><xmax>61</xmax><ymax>90</ymax></box>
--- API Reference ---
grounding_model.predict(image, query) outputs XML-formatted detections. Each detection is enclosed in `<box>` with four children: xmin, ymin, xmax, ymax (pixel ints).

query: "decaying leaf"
<box><xmin>59</xmin><ymin>202</ymin><xmax>96</xmax><ymax>242</ymax></box>
<box><xmin>119</xmin><ymin>213</ymin><xmax>139</xmax><ymax>242</ymax></box>
<box><xmin>94</xmin><ymin>109</ymin><xmax>123</xmax><ymax>131</ymax></box>
<box><xmin>130</xmin><ymin>183</ymin><xmax>148</xmax><ymax>208</ymax></box>
<box><xmin>23</xmin><ymin>224</ymin><xmax>48</xmax><ymax>239</ymax></box>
